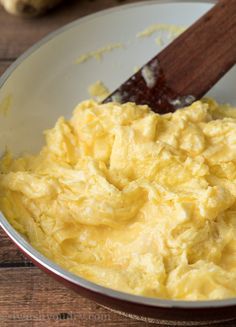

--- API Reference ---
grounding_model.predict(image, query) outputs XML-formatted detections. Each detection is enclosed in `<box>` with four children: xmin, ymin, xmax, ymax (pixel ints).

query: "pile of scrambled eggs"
<box><xmin>1</xmin><ymin>99</ymin><xmax>236</xmax><ymax>300</ymax></box>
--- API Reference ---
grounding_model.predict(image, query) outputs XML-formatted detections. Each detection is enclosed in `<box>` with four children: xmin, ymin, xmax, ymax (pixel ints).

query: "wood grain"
<box><xmin>0</xmin><ymin>268</ymin><xmax>148</xmax><ymax>327</ymax></box>
<box><xmin>0</xmin><ymin>267</ymin><xmax>236</xmax><ymax>327</ymax></box>
<box><xmin>0</xmin><ymin>229</ymin><xmax>32</xmax><ymax>266</ymax></box>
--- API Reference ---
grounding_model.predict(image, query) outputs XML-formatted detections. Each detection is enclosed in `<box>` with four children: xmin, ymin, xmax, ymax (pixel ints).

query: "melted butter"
<box><xmin>1</xmin><ymin>99</ymin><xmax>236</xmax><ymax>300</ymax></box>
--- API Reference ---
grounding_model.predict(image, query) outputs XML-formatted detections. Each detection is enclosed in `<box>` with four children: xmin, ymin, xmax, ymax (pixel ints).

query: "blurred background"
<box><xmin>0</xmin><ymin>0</ymin><xmax>137</xmax><ymax>77</ymax></box>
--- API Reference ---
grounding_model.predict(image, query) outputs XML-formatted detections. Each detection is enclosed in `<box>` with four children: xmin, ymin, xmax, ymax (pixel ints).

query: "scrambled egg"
<box><xmin>76</xmin><ymin>43</ymin><xmax>124</xmax><ymax>64</ymax></box>
<box><xmin>2</xmin><ymin>99</ymin><xmax>236</xmax><ymax>300</ymax></box>
<box><xmin>88</xmin><ymin>81</ymin><xmax>110</xmax><ymax>102</ymax></box>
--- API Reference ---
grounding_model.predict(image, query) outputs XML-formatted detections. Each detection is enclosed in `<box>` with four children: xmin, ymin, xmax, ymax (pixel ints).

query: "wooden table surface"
<box><xmin>1</xmin><ymin>1</ymin><xmax>236</xmax><ymax>326</ymax></box>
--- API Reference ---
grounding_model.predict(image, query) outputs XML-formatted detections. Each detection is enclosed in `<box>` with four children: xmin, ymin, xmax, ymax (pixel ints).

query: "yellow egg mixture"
<box><xmin>1</xmin><ymin>99</ymin><xmax>236</xmax><ymax>300</ymax></box>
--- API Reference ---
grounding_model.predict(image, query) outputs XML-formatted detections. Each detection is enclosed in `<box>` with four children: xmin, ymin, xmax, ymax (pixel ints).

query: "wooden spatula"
<box><xmin>104</xmin><ymin>0</ymin><xmax>236</xmax><ymax>114</ymax></box>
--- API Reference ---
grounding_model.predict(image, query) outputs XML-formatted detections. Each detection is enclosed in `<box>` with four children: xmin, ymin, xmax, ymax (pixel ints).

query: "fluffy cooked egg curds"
<box><xmin>1</xmin><ymin>99</ymin><xmax>236</xmax><ymax>300</ymax></box>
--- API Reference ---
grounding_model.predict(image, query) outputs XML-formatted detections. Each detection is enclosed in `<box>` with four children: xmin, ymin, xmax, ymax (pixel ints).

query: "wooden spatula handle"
<box><xmin>104</xmin><ymin>0</ymin><xmax>236</xmax><ymax>113</ymax></box>
<box><xmin>160</xmin><ymin>0</ymin><xmax>236</xmax><ymax>102</ymax></box>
